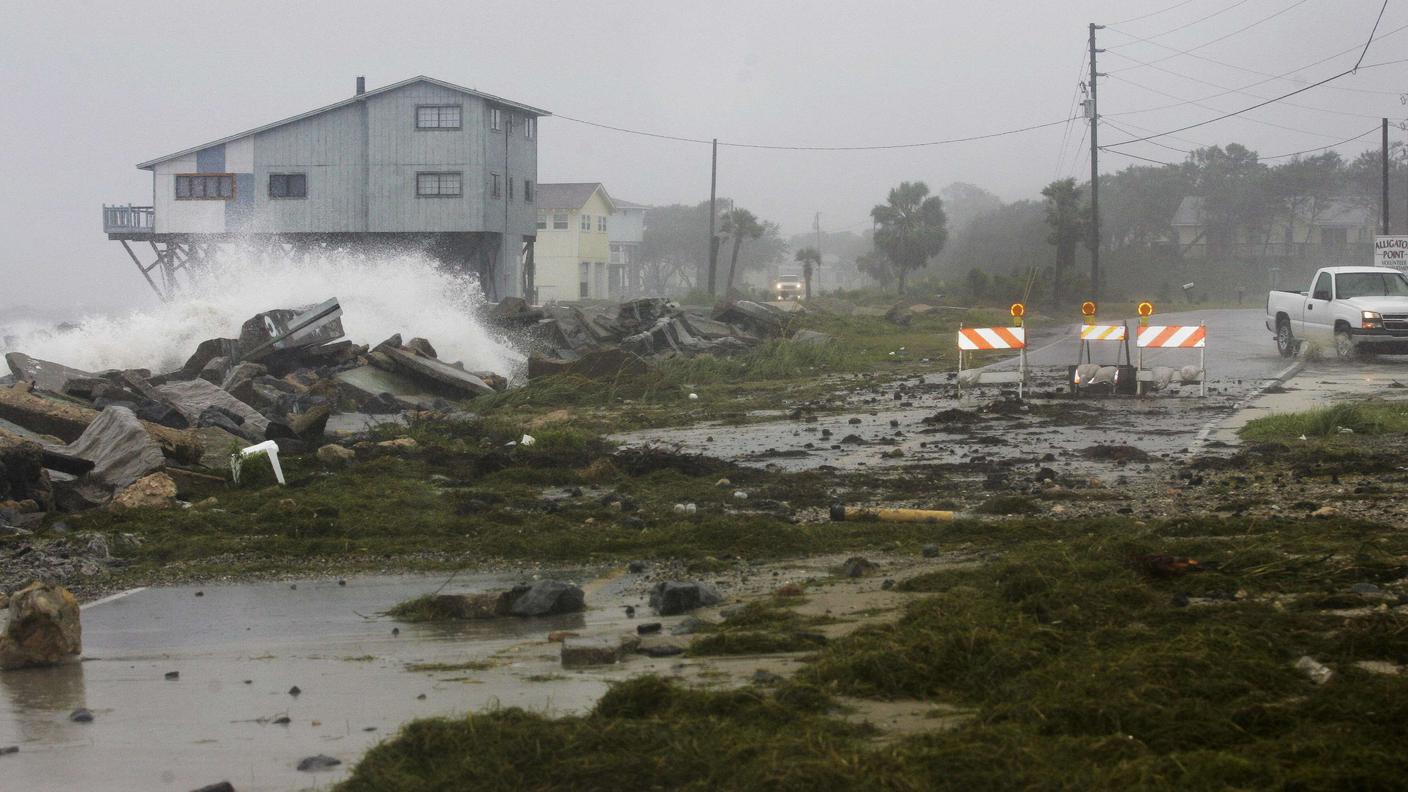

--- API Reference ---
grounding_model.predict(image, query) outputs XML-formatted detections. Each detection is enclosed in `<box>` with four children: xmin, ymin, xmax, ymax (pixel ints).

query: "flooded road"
<box><xmin>0</xmin><ymin>572</ymin><xmax>640</xmax><ymax>791</ymax></box>
<box><xmin>615</xmin><ymin>309</ymin><xmax>1286</xmax><ymax>474</ymax></box>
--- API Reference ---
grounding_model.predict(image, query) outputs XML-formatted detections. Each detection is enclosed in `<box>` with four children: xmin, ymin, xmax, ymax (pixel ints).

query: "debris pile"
<box><xmin>487</xmin><ymin>297</ymin><xmax>802</xmax><ymax>380</ymax></box>
<box><xmin>0</xmin><ymin>297</ymin><xmax>508</xmax><ymax>528</ymax></box>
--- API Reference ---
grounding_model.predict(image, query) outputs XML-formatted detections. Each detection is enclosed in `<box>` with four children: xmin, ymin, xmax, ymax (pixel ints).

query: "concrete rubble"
<box><xmin>487</xmin><ymin>296</ymin><xmax>803</xmax><ymax>380</ymax></box>
<box><xmin>0</xmin><ymin>581</ymin><xmax>82</xmax><ymax>670</ymax></box>
<box><xmin>0</xmin><ymin>296</ymin><xmax>512</xmax><ymax>530</ymax></box>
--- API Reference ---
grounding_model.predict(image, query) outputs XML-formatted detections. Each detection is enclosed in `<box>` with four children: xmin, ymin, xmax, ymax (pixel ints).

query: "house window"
<box><xmin>524</xmin><ymin>117</ymin><xmax>536</xmax><ymax>140</ymax></box>
<box><xmin>175</xmin><ymin>173</ymin><xmax>234</xmax><ymax>201</ymax></box>
<box><xmin>491</xmin><ymin>173</ymin><xmax>502</xmax><ymax>198</ymax></box>
<box><xmin>536</xmin><ymin>212</ymin><xmax>547</xmax><ymax>230</ymax></box>
<box><xmin>415</xmin><ymin>105</ymin><xmax>462</xmax><ymax>129</ymax></box>
<box><xmin>581</xmin><ymin>214</ymin><xmax>591</xmax><ymax>231</ymax></box>
<box><xmin>598</xmin><ymin>216</ymin><xmax>607</xmax><ymax>232</ymax></box>
<box><xmin>553</xmin><ymin>211</ymin><xmax>569</xmax><ymax>229</ymax></box>
<box><xmin>524</xmin><ymin>179</ymin><xmax>534</xmax><ymax>202</ymax></box>
<box><xmin>490</xmin><ymin>107</ymin><xmax>502</xmax><ymax>132</ymax></box>
<box><xmin>579</xmin><ymin>262</ymin><xmax>590</xmax><ymax>298</ymax></box>
<box><xmin>416</xmin><ymin>172</ymin><xmax>462</xmax><ymax>197</ymax></box>
<box><xmin>268</xmin><ymin>173</ymin><xmax>307</xmax><ymax>199</ymax></box>
<box><xmin>507</xmin><ymin>176</ymin><xmax>514</xmax><ymax>200</ymax></box>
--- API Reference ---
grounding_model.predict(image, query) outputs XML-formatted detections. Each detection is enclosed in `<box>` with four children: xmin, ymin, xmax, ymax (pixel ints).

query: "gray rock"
<box><xmin>648</xmin><ymin>581</ymin><xmax>723</xmax><ymax>616</ymax></box>
<box><xmin>4</xmin><ymin>353</ymin><xmax>98</xmax><ymax>395</ymax></box>
<box><xmin>840</xmin><ymin>557</ymin><xmax>878</xmax><ymax>578</ymax></box>
<box><xmin>69</xmin><ymin>708</ymin><xmax>94</xmax><ymax>723</ymax></box>
<box><xmin>45</xmin><ymin>406</ymin><xmax>165</xmax><ymax>510</ymax></box>
<box><xmin>190</xmin><ymin>782</ymin><xmax>234</xmax><ymax>792</ymax></box>
<box><xmin>1350</xmin><ymin>582</ymin><xmax>1381</xmax><ymax>595</ymax></box>
<box><xmin>561</xmin><ymin>637</ymin><xmax>619</xmax><ymax>667</ymax></box>
<box><xmin>158</xmin><ymin>379</ymin><xmax>271</xmax><ymax>439</ymax></box>
<box><xmin>790</xmin><ymin>329</ymin><xmax>835</xmax><ymax>347</ymax></box>
<box><xmin>296</xmin><ymin>754</ymin><xmax>341</xmax><ymax>772</ymax></box>
<box><xmin>0</xmin><ymin>745</ymin><xmax>17</xmax><ymax>756</ymax></box>
<box><xmin>627</xmin><ymin>560</ymin><xmax>648</xmax><ymax>573</ymax></box>
<box><xmin>921</xmin><ymin>544</ymin><xmax>940</xmax><ymax>558</ymax></box>
<box><xmin>636</xmin><ymin>622</ymin><xmax>662</xmax><ymax>635</ymax></box>
<box><xmin>508</xmin><ymin>580</ymin><xmax>586</xmax><ymax>617</ymax></box>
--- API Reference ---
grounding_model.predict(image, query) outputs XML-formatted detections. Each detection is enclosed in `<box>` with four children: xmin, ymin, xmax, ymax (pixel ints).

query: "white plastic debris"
<box><xmin>230</xmin><ymin>440</ymin><xmax>286</xmax><ymax>486</ymax></box>
<box><xmin>521</xmin><ymin>434</ymin><xmax>537</xmax><ymax>446</ymax></box>
<box><xmin>688</xmin><ymin>393</ymin><xmax>699</xmax><ymax>400</ymax></box>
<box><xmin>1294</xmin><ymin>655</ymin><xmax>1335</xmax><ymax>685</ymax></box>
<box><xmin>733</xmin><ymin>490</ymin><xmax>748</xmax><ymax>500</ymax></box>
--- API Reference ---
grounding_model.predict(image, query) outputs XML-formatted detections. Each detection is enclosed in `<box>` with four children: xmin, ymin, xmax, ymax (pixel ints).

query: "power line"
<box><xmin>1107</xmin><ymin>0</ymin><xmax>1257</xmax><ymax>45</ymax></box>
<box><xmin>1105</xmin><ymin>51</ymin><xmax>1393</xmax><ymax>121</ymax></box>
<box><xmin>1109</xmin><ymin>0</ymin><xmax>1201</xmax><ymax>26</ymax></box>
<box><xmin>1353</xmin><ymin>0</ymin><xmax>1391</xmax><ymax>71</ymax></box>
<box><xmin>1108</xmin><ymin>0</ymin><xmax>1315</xmax><ymax>63</ymax></box>
<box><xmin>1104</xmin><ymin>149</ymin><xmax>1178</xmax><ymax>166</ymax></box>
<box><xmin>551</xmin><ymin>113</ymin><xmax>1076</xmax><ymax>151</ymax></box>
<box><xmin>1261</xmin><ymin>125</ymin><xmax>1382</xmax><ymax>159</ymax></box>
<box><xmin>1053</xmin><ymin>49</ymin><xmax>1090</xmax><ymax>180</ymax></box>
<box><xmin>1100</xmin><ymin>118</ymin><xmax>1196</xmax><ymax>154</ymax></box>
<box><xmin>1107</xmin><ymin>73</ymin><xmax>1354</xmax><ymax>140</ymax></box>
<box><xmin>1105</xmin><ymin>19</ymin><xmax>1408</xmax><ymax>97</ymax></box>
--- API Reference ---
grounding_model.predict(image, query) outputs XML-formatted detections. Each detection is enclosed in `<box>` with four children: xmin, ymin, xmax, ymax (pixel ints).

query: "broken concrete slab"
<box><xmin>0</xmin><ymin>385</ymin><xmax>201</xmax><ymax>464</ymax></box>
<box><xmin>380</xmin><ymin>347</ymin><xmax>495</xmax><ymax>398</ymax></box>
<box><xmin>0</xmin><ymin>428</ymin><xmax>53</xmax><ymax>511</ymax></box>
<box><xmin>157</xmin><ymin>379</ymin><xmax>273</xmax><ymax>439</ymax></box>
<box><xmin>46</xmin><ymin>406</ymin><xmax>165</xmax><ymax>510</ymax></box>
<box><xmin>334</xmin><ymin>366</ymin><xmax>440</xmax><ymax>412</ymax></box>
<box><xmin>4</xmin><ymin>353</ymin><xmax>99</xmax><ymax>396</ymax></box>
<box><xmin>560</xmin><ymin>636</ymin><xmax>620</xmax><ymax>668</ymax></box>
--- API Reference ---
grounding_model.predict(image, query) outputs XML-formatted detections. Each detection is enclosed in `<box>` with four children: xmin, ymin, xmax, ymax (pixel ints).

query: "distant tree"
<box><xmin>871</xmin><ymin>182</ymin><xmax>948</xmax><ymax>295</ymax></box>
<box><xmin>940</xmin><ymin>182</ymin><xmax>1004</xmax><ymax>234</ymax></box>
<box><xmin>1041</xmin><ymin>178</ymin><xmax>1090</xmax><ymax>302</ymax></box>
<box><xmin>640</xmin><ymin>202</ymin><xmax>713</xmax><ymax>294</ymax></box>
<box><xmin>794</xmin><ymin>246</ymin><xmax>820</xmax><ymax>299</ymax></box>
<box><xmin>857</xmin><ymin>249</ymin><xmax>896</xmax><ymax>290</ymax></box>
<box><xmin>1184</xmin><ymin>144</ymin><xmax>1270</xmax><ymax>254</ymax></box>
<box><xmin>720</xmin><ymin>208</ymin><xmax>764</xmax><ymax>296</ymax></box>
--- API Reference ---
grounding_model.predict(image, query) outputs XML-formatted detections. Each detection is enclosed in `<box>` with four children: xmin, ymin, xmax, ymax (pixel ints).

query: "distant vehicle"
<box><xmin>774</xmin><ymin>275</ymin><xmax>804</xmax><ymax>301</ymax></box>
<box><xmin>1266</xmin><ymin>266</ymin><xmax>1408</xmax><ymax>358</ymax></box>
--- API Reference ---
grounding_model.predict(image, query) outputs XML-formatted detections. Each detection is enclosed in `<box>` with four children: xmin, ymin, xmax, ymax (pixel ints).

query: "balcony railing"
<box><xmin>103</xmin><ymin>204</ymin><xmax>154</xmax><ymax>235</ymax></box>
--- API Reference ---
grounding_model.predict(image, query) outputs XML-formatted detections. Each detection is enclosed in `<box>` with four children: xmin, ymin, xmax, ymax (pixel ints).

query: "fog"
<box><xmin>1</xmin><ymin>0</ymin><xmax>1404</xmax><ymax>317</ymax></box>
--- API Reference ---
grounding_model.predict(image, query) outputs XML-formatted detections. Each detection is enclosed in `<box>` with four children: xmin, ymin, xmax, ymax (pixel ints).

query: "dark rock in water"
<box><xmin>164</xmin><ymin>670</ymin><xmax>180</xmax><ymax>680</ymax></box>
<box><xmin>272</xmin><ymin>716</ymin><xmax>291</xmax><ymax>725</ymax></box>
<box><xmin>648</xmin><ymin>581</ymin><xmax>723</xmax><ymax>616</ymax></box>
<box><xmin>1350</xmin><ymin>582</ymin><xmax>1381</xmax><ymax>595</ymax></box>
<box><xmin>640</xmin><ymin>642</ymin><xmax>685</xmax><ymax>658</ymax></box>
<box><xmin>636</xmin><ymin>622</ymin><xmax>662</xmax><ymax>635</ymax></box>
<box><xmin>840</xmin><ymin>557</ymin><xmax>878</xmax><ymax>578</ymax></box>
<box><xmin>508</xmin><ymin>580</ymin><xmax>586</xmax><ymax>617</ymax></box>
<box><xmin>670</xmin><ymin>616</ymin><xmax>712</xmax><ymax>635</ymax></box>
<box><xmin>190</xmin><ymin>782</ymin><xmax>235</xmax><ymax>792</ymax></box>
<box><xmin>624</xmin><ymin>605</ymin><xmax>636</xmax><ymax>618</ymax></box>
<box><xmin>921</xmin><ymin>544</ymin><xmax>940</xmax><ymax>558</ymax></box>
<box><xmin>0</xmin><ymin>745</ymin><xmax>18</xmax><ymax>756</ymax></box>
<box><xmin>627</xmin><ymin>560</ymin><xmax>648</xmax><ymax>574</ymax></box>
<box><xmin>296</xmin><ymin>754</ymin><xmax>341</xmax><ymax>772</ymax></box>
<box><xmin>288</xmin><ymin>686</ymin><xmax>301</xmax><ymax>696</ymax></box>
<box><xmin>69</xmin><ymin>708</ymin><xmax>94</xmax><ymax>723</ymax></box>
<box><xmin>881</xmin><ymin>579</ymin><xmax>896</xmax><ymax>590</ymax></box>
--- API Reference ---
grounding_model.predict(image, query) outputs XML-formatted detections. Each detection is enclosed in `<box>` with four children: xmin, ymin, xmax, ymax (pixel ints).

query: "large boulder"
<box><xmin>157</xmin><ymin>379</ymin><xmax>274</xmax><ymax>440</ymax></box>
<box><xmin>508</xmin><ymin>580</ymin><xmax>586</xmax><ymax>617</ymax></box>
<box><xmin>110</xmin><ymin>472</ymin><xmax>178</xmax><ymax>510</ymax></box>
<box><xmin>0</xmin><ymin>582</ymin><xmax>82</xmax><ymax>670</ymax></box>
<box><xmin>648</xmin><ymin>581</ymin><xmax>724</xmax><ymax>616</ymax></box>
<box><xmin>4</xmin><ymin>353</ymin><xmax>99</xmax><ymax>395</ymax></box>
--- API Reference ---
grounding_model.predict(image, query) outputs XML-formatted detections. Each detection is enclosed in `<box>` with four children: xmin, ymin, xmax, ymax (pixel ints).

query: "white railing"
<box><xmin>103</xmin><ymin>204</ymin><xmax>155</xmax><ymax>234</ymax></box>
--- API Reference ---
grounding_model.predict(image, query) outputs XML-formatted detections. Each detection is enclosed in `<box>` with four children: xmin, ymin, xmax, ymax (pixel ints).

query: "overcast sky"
<box><xmin>2</xmin><ymin>0</ymin><xmax>1404</xmax><ymax>316</ymax></box>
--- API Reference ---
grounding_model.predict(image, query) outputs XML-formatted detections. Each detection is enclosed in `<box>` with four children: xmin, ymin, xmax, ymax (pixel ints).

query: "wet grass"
<box><xmin>687</xmin><ymin>600</ymin><xmax>834</xmax><ymax>657</ymax></box>
<box><xmin>1239</xmin><ymin>401</ymin><xmax>1408</xmax><ymax>441</ymax></box>
<box><xmin>341</xmin><ymin>512</ymin><xmax>1408</xmax><ymax>790</ymax></box>
<box><xmin>386</xmin><ymin>595</ymin><xmax>457</xmax><ymax>623</ymax></box>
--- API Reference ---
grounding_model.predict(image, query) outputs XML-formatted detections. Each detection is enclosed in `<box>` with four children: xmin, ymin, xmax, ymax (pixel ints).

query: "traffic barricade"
<box><xmin>1136</xmin><ymin>323</ymin><xmax>1207</xmax><ymax>396</ymax></box>
<box><xmin>1072</xmin><ymin>320</ymin><xmax>1135</xmax><ymax>394</ymax></box>
<box><xmin>956</xmin><ymin>324</ymin><xmax>1028</xmax><ymax>398</ymax></box>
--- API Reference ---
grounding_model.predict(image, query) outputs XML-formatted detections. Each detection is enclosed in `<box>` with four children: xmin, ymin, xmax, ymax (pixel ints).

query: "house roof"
<box><xmin>136</xmin><ymin>76</ymin><xmax>551</xmax><ymax>170</ymax></box>
<box><xmin>536</xmin><ymin>183</ymin><xmax>616</xmax><ymax>212</ymax></box>
<box><xmin>1171</xmin><ymin>195</ymin><xmax>1375</xmax><ymax>227</ymax></box>
<box><xmin>613</xmin><ymin>198</ymin><xmax>649</xmax><ymax>211</ymax></box>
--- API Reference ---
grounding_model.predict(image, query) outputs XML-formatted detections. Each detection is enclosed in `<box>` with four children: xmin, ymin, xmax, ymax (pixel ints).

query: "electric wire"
<box><xmin>1108</xmin><ymin>0</ymin><xmax>1315</xmax><ymax>62</ymax></box>
<box><xmin>1106</xmin><ymin>0</ymin><xmax>1257</xmax><ymax>45</ymax></box>
<box><xmin>1109</xmin><ymin>0</ymin><xmax>1201</xmax><ymax>26</ymax></box>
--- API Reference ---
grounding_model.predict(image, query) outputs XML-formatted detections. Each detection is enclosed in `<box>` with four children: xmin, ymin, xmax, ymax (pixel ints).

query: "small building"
<box><xmin>1171</xmin><ymin>196</ymin><xmax>1376</xmax><ymax>263</ymax></box>
<box><xmin>532</xmin><ymin>183</ymin><xmax>615</xmax><ymax>302</ymax></box>
<box><xmin>608</xmin><ymin>199</ymin><xmax>648</xmax><ymax>298</ymax></box>
<box><xmin>102</xmin><ymin>76</ymin><xmax>549</xmax><ymax>301</ymax></box>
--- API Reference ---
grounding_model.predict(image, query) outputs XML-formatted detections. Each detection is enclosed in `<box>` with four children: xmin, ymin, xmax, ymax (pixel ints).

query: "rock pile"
<box><xmin>0</xmin><ymin>297</ymin><xmax>508</xmax><ymax>526</ymax></box>
<box><xmin>487</xmin><ymin>297</ymin><xmax>804</xmax><ymax>380</ymax></box>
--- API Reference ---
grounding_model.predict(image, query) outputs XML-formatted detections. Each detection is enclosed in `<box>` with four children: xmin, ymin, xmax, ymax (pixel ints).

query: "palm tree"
<box><xmin>794</xmin><ymin>246</ymin><xmax>820</xmax><ymax>299</ymax></box>
<box><xmin>720</xmin><ymin>208</ymin><xmax>763</xmax><ymax>296</ymax></box>
<box><xmin>871</xmin><ymin>182</ymin><xmax>948</xmax><ymax>295</ymax></box>
<box><xmin>1041</xmin><ymin>178</ymin><xmax>1089</xmax><ymax>303</ymax></box>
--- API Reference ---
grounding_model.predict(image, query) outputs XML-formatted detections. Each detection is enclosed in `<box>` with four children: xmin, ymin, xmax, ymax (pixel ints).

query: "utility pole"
<box><xmin>707</xmin><ymin>138</ymin><xmax>718</xmax><ymax>297</ymax></box>
<box><xmin>814</xmin><ymin>212</ymin><xmax>822</xmax><ymax>295</ymax></box>
<box><xmin>1383</xmin><ymin>118</ymin><xmax>1391</xmax><ymax>235</ymax></box>
<box><xmin>1088</xmin><ymin>23</ymin><xmax>1104</xmax><ymax>299</ymax></box>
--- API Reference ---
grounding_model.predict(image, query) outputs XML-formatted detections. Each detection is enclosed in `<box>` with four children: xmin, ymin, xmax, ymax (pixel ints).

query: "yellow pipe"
<box><xmin>830</xmin><ymin>505</ymin><xmax>955</xmax><ymax>523</ymax></box>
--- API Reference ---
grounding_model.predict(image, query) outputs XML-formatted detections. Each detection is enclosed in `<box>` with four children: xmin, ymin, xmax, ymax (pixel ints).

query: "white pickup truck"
<box><xmin>1266</xmin><ymin>266</ymin><xmax>1408</xmax><ymax>358</ymax></box>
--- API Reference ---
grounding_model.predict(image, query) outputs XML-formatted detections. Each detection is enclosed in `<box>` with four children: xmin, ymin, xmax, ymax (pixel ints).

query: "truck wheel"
<box><xmin>1275</xmin><ymin>319</ymin><xmax>1297</xmax><ymax>358</ymax></box>
<box><xmin>1334</xmin><ymin>328</ymin><xmax>1357</xmax><ymax>359</ymax></box>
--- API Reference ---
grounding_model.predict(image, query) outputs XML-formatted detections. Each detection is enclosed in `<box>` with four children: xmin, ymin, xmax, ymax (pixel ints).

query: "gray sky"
<box><xmin>2</xmin><ymin>0</ymin><xmax>1404</xmax><ymax>316</ymax></box>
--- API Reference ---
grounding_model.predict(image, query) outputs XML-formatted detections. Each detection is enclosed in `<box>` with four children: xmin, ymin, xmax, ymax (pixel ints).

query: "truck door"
<box><xmin>1301</xmin><ymin>271</ymin><xmax>1334</xmax><ymax>341</ymax></box>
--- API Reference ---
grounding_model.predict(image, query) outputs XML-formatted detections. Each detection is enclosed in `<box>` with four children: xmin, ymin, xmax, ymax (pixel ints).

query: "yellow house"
<box><xmin>533</xmin><ymin>183</ymin><xmax>615</xmax><ymax>302</ymax></box>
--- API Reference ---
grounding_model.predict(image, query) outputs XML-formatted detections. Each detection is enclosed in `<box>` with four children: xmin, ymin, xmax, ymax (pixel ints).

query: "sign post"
<box><xmin>1374</xmin><ymin>236</ymin><xmax>1408</xmax><ymax>270</ymax></box>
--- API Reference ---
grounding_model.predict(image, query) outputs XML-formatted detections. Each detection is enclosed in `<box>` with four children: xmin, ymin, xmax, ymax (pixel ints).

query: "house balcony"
<box><xmin>103</xmin><ymin>204</ymin><xmax>155</xmax><ymax>237</ymax></box>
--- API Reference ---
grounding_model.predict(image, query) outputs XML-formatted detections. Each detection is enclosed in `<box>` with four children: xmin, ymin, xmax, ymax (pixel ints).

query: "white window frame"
<box><xmin>490</xmin><ymin>107</ymin><xmax>502</xmax><ymax>132</ymax></box>
<box><xmin>415</xmin><ymin>104</ymin><xmax>462</xmax><ymax>130</ymax></box>
<box><xmin>553</xmin><ymin>211</ymin><xmax>569</xmax><ymax>230</ymax></box>
<box><xmin>580</xmin><ymin>214</ymin><xmax>591</xmax><ymax>231</ymax></box>
<box><xmin>175</xmin><ymin>173</ymin><xmax>234</xmax><ymax>201</ymax></box>
<box><xmin>491</xmin><ymin>172</ymin><xmax>502</xmax><ymax>199</ymax></box>
<box><xmin>524</xmin><ymin>117</ymin><xmax>536</xmax><ymax>140</ymax></box>
<box><xmin>598</xmin><ymin>216</ymin><xmax>607</xmax><ymax>232</ymax></box>
<box><xmin>415</xmin><ymin>171</ymin><xmax>462</xmax><ymax>197</ymax></box>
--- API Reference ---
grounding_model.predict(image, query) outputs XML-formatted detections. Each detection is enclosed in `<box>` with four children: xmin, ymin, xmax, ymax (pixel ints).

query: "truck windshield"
<box><xmin>1336</xmin><ymin>272</ymin><xmax>1408</xmax><ymax>299</ymax></box>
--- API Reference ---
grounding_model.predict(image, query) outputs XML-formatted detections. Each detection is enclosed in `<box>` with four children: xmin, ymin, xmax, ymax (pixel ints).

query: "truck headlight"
<box><xmin>1362</xmin><ymin>310</ymin><xmax>1383</xmax><ymax>329</ymax></box>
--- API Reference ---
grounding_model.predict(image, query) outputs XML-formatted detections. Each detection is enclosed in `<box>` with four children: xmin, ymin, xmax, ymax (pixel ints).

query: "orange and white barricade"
<box><xmin>1072</xmin><ymin>321</ymin><xmax>1134</xmax><ymax>393</ymax></box>
<box><xmin>957</xmin><ymin>325</ymin><xmax>1028</xmax><ymax>397</ymax></box>
<box><xmin>1136</xmin><ymin>323</ymin><xmax>1207</xmax><ymax>396</ymax></box>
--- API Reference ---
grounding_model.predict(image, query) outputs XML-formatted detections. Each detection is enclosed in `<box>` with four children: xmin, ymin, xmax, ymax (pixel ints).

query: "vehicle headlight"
<box><xmin>1362</xmin><ymin>310</ymin><xmax>1383</xmax><ymax>329</ymax></box>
